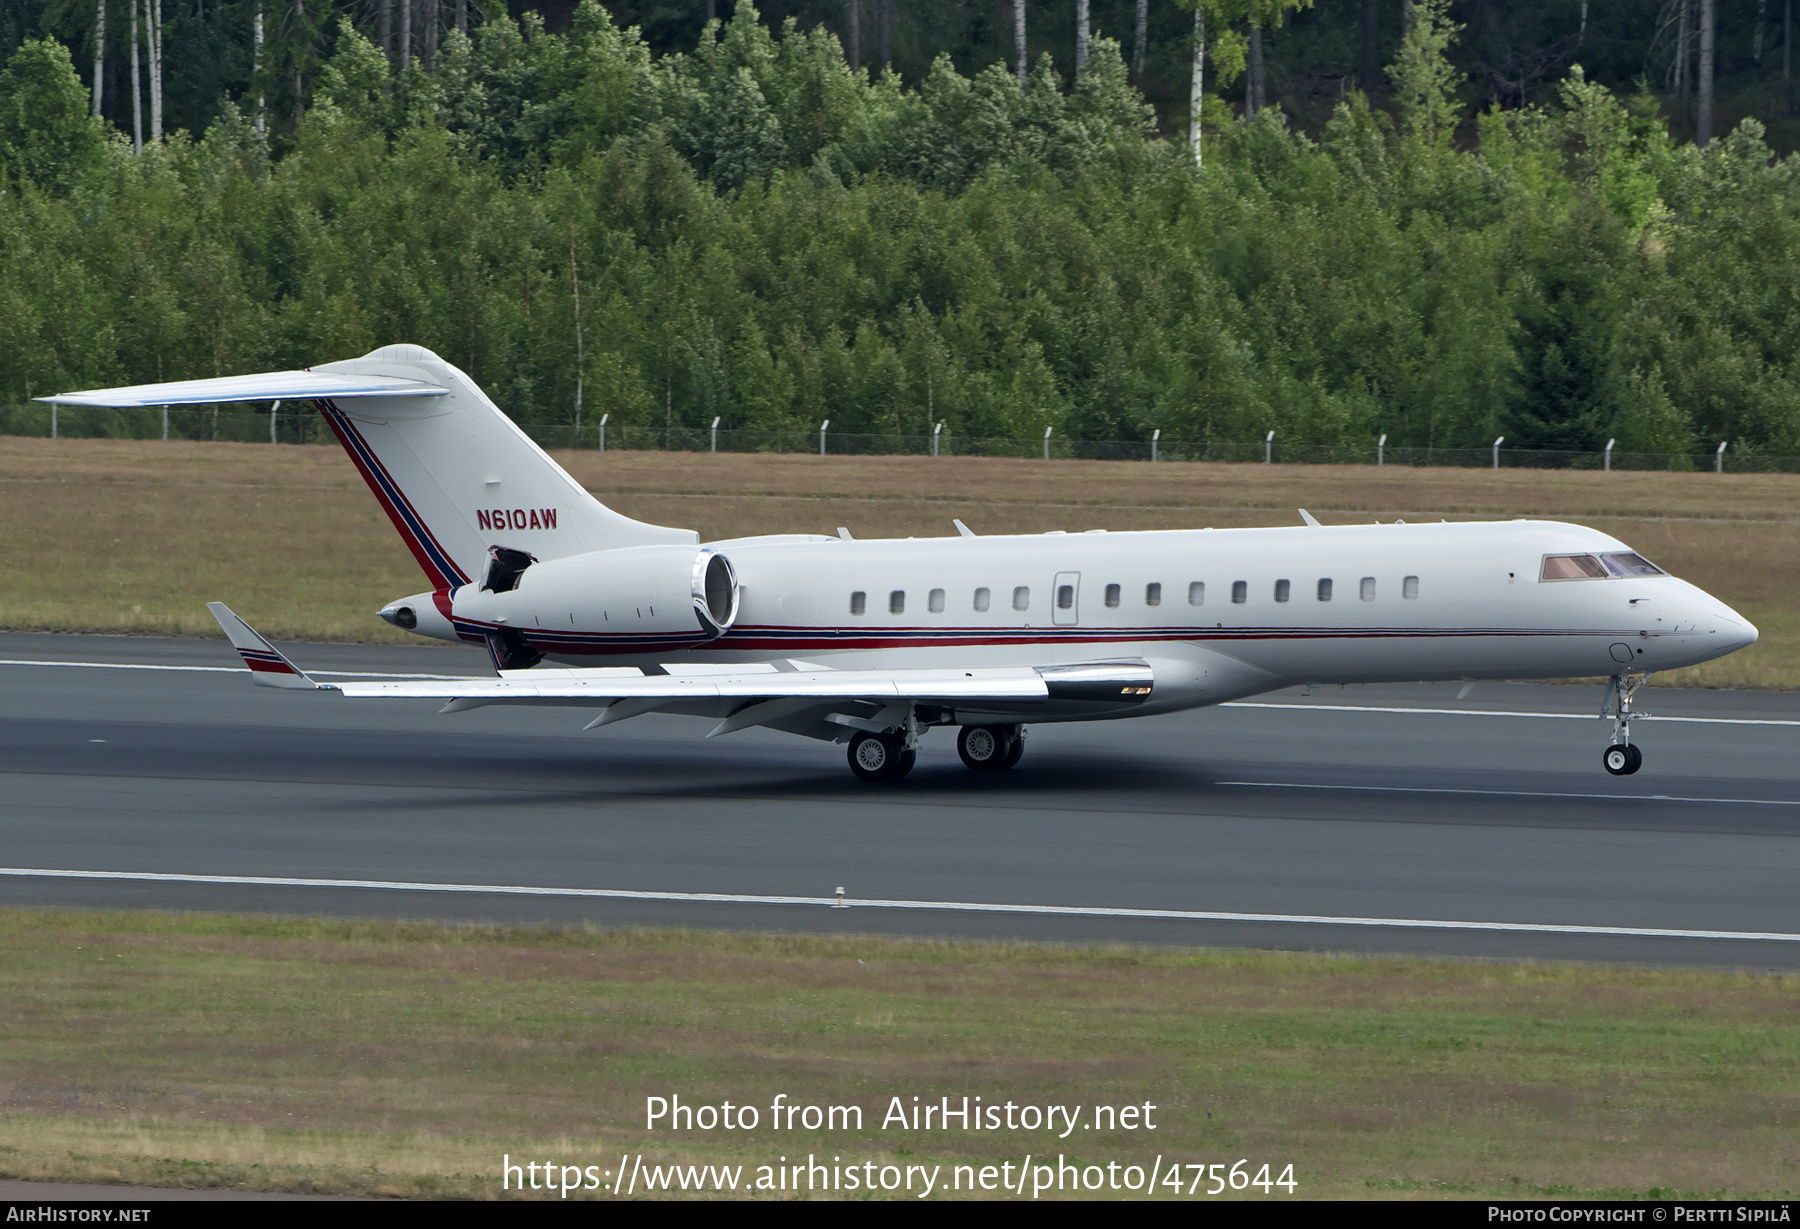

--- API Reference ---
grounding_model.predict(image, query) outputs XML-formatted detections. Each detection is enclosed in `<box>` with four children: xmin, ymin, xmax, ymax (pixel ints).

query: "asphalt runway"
<box><xmin>2</xmin><ymin>631</ymin><xmax>1797</xmax><ymax>969</ymax></box>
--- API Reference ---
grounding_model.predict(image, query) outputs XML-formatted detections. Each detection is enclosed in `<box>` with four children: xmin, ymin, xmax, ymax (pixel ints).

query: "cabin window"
<box><xmin>1057</xmin><ymin>584</ymin><xmax>1075</xmax><ymax>610</ymax></box>
<box><xmin>974</xmin><ymin>587</ymin><xmax>991</xmax><ymax>612</ymax></box>
<box><xmin>1540</xmin><ymin>554</ymin><xmax>1609</xmax><ymax>581</ymax></box>
<box><xmin>1145</xmin><ymin>583</ymin><xmax>1162</xmax><ymax>607</ymax></box>
<box><xmin>1317</xmin><ymin>578</ymin><xmax>1333</xmax><ymax>602</ymax></box>
<box><xmin>929</xmin><ymin>588</ymin><xmax>946</xmax><ymax>613</ymax></box>
<box><xmin>1104</xmin><ymin>583</ymin><xmax>1121</xmax><ymax>608</ymax></box>
<box><xmin>1231</xmin><ymin>580</ymin><xmax>1247</xmax><ymax>604</ymax></box>
<box><xmin>1360</xmin><ymin>577</ymin><xmax>1377</xmax><ymax>602</ymax></box>
<box><xmin>1188</xmin><ymin>582</ymin><xmax>1205</xmax><ymax>606</ymax></box>
<box><xmin>1013</xmin><ymin>586</ymin><xmax>1031</xmax><ymax>611</ymax></box>
<box><xmin>1403</xmin><ymin>575</ymin><xmax>1420</xmax><ymax>600</ymax></box>
<box><xmin>889</xmin><ymin>590</ymin><xmax>906</xmax><ymax>615</ymax></box>
<box><xmin>1274</xmin><ymin>579</ymin><xmax>1290</xmax><ymax>603</ymax></box>
<box><xmin>849</xmin><ymin>591</ymin><xmax>866</xmax><ymax>615</ymax></box>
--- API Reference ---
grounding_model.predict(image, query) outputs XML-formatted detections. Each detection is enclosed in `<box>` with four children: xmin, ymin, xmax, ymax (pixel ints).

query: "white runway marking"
<box><xmin>1217</xmin><ymin>781</ymin><xmax>1800</xmax><ymax>806</ymax></box>
<box><xmin>1222</xmin><ymin>701</ymin><xmax>1800</xmax><ymax>728</ymax></box>
<box><xmin>0</xmin><ymin>659</ymin><xmax>466</xmax><ymax>680</ymax></box>
<box><xmin>3</xmin><ymin>867</ymin><xmax>1795</xmax><ymax>943</ymax></box>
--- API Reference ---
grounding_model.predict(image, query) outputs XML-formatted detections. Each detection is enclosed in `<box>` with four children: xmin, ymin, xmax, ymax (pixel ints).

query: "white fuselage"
<box><xmin>443</xmin><ymin>518</ymin><xmax>1757</xmax><ymax>722</ymax></box>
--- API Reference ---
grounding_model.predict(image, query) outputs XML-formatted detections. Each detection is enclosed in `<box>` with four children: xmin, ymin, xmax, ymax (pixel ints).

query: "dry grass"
<box><xmin>2</xmin><ymin>438</ymin><xmax>1794</xmax><ymax>685</ymax></box>
<box><xmin>0</xmin><ymin>910</ymin><xmax>1794</xmax><ymax>1199</ymax></box>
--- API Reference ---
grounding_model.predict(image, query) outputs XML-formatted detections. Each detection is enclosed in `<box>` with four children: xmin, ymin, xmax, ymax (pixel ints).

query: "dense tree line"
<box><xmin>1</xmin><ymin>1</ymin><xmax>1797</xmax><ymax>454</ymax></box>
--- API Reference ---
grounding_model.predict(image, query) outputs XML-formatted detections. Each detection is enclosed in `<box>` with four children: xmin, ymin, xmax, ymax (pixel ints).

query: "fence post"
<box><xmin>270</xmin><ymin>400</ymin><xmax>281</xmax><ymax>444</ymax></box>
<box><xmin>1716</xmin><ymin>440</ymin><xmax>1728</xmax><ymax>473</ymax></box>
<box><xmin>1264</xmin><ymin>431</ymin><xmax>1274</xmax><ymax>464</ymax></box>
<box><xmin>1492</xmin><ymin>436</ymin><xmax>1505</xmax><ymax>469</ymax></box>
<box><xmin>1043</xmin><ymin>426</ymin><xmax>1053</xmax><ymax>460</ymax></box>
<box><xmin>711</xmin><ymin>416</ymin><xmax>720</xmax><ymax>453</ymax></box>
<box><xmin>819</xmin><ymin>420</ymin><xmax>830</xmax><ymax>456</ymax></box>
<box><xmin>1377</xmin><ymin>433</ymin><xmax>1386</xmax><ymax>467</ymax></box>
<box><xmin>1151</xmin><ymin>428</ymin><xmax>1160</xmax><ymax>462</ymax></box>
<box><xmin>1604</xmin><ymin>438</ymin><xmax>1615</xmax><ymax>471</ymax></box>
<box><xmin>932</xmin><ymin>422</ymin><xmax>942</xmax><ymax>457</ymax></box>
<box><xmin>162</xmin><ymin>405</ymin><xmax>169</xmax><ymax>441</ymax></box>
<box><xmin>50</xmin><ymin>403</ymin><xmax>57</xmax><ymax>440</ymax></box>
<box><xmin>598</xmin><ymin>413</ymin><xmax>608</xmax><ymax>452</ymax></box>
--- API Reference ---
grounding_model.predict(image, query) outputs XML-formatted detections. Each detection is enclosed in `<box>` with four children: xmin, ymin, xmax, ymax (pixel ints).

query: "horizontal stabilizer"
<box><xmin>206</xmin><ymin>603</ymin><xmax>322</xmax><ymax>690</ymax></box>
<box><xmin>39</xmin><ymin>371</ymin><xmax>448</xmax><ymax>407</ymax></box>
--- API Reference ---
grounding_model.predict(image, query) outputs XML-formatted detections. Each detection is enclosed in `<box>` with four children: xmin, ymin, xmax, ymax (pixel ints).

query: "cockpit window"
<box><xmin>1540</xmin><ymin>552</ymin><xmax>1666</xmax><ymax>581</ymax></box>
<box><xmin>1540</xmin><ymin>554</ymin><xmax>1608</xmax><ymax>580</ymax></box>
<box><xmin>1599</xmin><ymin>552</ymin><xmax>1664</xmax><ymax>577</ymax></box>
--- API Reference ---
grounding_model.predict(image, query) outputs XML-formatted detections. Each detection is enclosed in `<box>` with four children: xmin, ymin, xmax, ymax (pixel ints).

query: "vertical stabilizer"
<box><xmin>310</xmin><ymin>345</ymin><xmax>693</xmax><ymax>590</ymax></box>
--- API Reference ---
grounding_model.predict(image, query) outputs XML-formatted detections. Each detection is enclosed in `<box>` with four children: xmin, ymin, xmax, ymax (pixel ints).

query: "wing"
<box><xmin>208</xmin><ymin>605</ymin><xmax>1154</xmax><ymax>740</ymax></box>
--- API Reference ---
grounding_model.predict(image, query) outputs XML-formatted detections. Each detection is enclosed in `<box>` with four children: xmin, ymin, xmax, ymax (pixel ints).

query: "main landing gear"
<box><xmin>845</xmin><ymin>722</ymin><xmax>1029</xmax><ymax>782</ymax></box>
<box><xmin>847</xmin><ymin>730</ymin><xmax>917</xmax><ymax>782</ymax></box>
<box><xmin>957</xmin><ymin>724</ymin><xmax>1025</xmax><ymax>772</ymax></box>
<box><xmin>1601</xmin><ymin>672</ymin><xmax>1650</xmax><ymax>776</ymax></box>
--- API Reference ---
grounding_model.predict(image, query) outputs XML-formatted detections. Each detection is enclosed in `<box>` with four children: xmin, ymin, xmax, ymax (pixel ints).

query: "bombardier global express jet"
<box><xmin>46</xmin><ymin>346</ymin><xmax>1759</xmax><ymax>781</ymax></box>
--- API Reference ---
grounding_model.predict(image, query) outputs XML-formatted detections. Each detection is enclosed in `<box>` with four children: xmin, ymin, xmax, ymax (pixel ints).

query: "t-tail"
<box><xmin>42</xmin><ymin>345</ymin><xmax>694</xmax><ymax>605</ymax></box>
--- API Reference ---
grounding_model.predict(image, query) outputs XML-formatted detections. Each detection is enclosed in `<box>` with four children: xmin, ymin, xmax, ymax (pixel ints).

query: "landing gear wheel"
<box><xmin>1001</xmin><ymin>726</ymin><xmax>1026</xmax><ymax>768</ymax></box>
<box><xmin>1603</xmin><ymin>744</ymin><xmax>1642</xmax><ymax>776</ymax></box>
<box><xmin>849</xmin><ymin>731</ymin><xmax>914</xmax><ymax>782</ymax></box>
<box><xmin>957</xmin><ymin>725</ymin><xmax>999</xmax><ymax>770</ymax></box>
<box><xmin>958</xmin><ymin>725</ymin><xmax>1014</xmax><ymax>771</ymax></box>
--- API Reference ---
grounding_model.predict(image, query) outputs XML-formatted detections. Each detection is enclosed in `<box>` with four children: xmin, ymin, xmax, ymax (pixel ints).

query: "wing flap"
<box><xmin>39</xmin><ymin>371</ymin><xmax>448</xmax><ymax>407</ymax></box>
<box><xmin>333</xmin><ymin>666</ymin><xmax>1054</xmax><ymax>704</ymax></box>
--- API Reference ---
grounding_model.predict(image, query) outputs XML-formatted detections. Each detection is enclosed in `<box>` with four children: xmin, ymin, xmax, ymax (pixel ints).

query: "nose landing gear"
<box><xmin>1600</xmin><ymin>672</ymin><xmax>1651</xmax><ymax>776</ymax></box>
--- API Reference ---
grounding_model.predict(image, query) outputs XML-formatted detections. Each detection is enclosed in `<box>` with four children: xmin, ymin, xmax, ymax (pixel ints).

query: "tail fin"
<box><xmin>310</xmin><ymin>346</ymin><xmax>693</xmax><ymax>590</ymax></box>
<box><xmin>45</xmin><ymin>345</ymin><xmax>694</xmax><ymax>593</ymax></box>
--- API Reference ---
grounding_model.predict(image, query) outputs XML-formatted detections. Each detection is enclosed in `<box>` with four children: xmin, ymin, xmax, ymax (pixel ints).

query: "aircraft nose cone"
<box><xmin>1712</xmin><ymin>608</ymin><xmax>1759</xmax><ymax>653</ymax></box>
<box><xmin>1699</xmin><ymin>601</ymin><xmax>1756</xmax><ymax>658</ymax></box>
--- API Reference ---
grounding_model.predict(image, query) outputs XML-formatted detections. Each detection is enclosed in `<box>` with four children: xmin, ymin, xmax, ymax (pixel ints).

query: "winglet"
<box><xmin>206</xmin><ymin>603</ymin><xmax>322</xmax><ymax>690</ymax></box>
<box><xmin>1298</xmin><ymin>509</ymin><xmax>1322</xmax><ymax>528</ymax></box>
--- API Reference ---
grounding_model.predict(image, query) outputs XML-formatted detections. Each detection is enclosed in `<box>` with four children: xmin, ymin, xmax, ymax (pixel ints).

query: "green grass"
<box><xmin>0</xmin><ymin>910</ymin><xmax>1795</xmax><ymax>1199</ymax></box>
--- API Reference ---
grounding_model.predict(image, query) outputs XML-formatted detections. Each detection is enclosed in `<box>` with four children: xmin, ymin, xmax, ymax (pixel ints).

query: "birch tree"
<box><xmin>1133</xmin><ymin>0</ymin><xmax>1146</xmax><ymax>76</ymax></box>
<box><xmin>1697</xmin><ymin>0</ymin><xmax>1715</xmax><ymax>145</ymax></box>
<box><xmin>1015</xmin><ymin>0</ymin><xmax>1026</xmax><ymax>84</ymax></box>
<box><xmin>1176</xmin><ymin>0</ymin><xmax>1306</xmax><ymax>167</ymax></box>
<box><xmin>147</xmin><ymin>0</ymin><xmax>162</xmax><ymax>144</ymax></box>
<box><xmin>129</xmin><ymin>0</ymin><xmax>141</xmax><ymax>150</ymax></box>
<box><xmin>1077</xmin><ymin>0</ymin><xmax>1089</xmax><ymax>73</ymax></box>
<box><xmin>91</xmin><ymin>0</ymin><xmax>106</xmax><ymax>118</ymax></box>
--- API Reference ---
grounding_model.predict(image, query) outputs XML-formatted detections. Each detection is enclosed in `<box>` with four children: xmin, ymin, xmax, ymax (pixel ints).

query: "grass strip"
<box><xmin>0</xmin><ymin>909</ymin><xmax>1795</xmax><ymax>1199</ymax></box>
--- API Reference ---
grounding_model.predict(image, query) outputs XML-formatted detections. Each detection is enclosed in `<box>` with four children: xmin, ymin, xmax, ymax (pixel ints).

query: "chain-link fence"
<box><xmin>3</xmin><ymin>403</ymin><xmax>1792</xmax><ymax>473</ymax></box>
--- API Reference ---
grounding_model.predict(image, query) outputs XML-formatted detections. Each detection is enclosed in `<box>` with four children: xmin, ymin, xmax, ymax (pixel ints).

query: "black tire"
<box><xmin>1624</xmin><ymin>743</ymin><xmax>1643</xmax><ymax>774</ymax></box>
<box><xmin>958</xmin><ymin>725</ymin><xmax>1008</xmax><ymax>771</ymax></box>
<box><xmin>1603</xmin><ymin>744</ymin><xmax>1634</xmax><ymax>776</ymax></box>
<box><xmin>1001</xmin><ymin>726</ymin><xmax>1026</xmax><ymax>769</ymax></box>
<box><xmin>849</xmin><ymin>731</ymin><xmax>913</xmax><ymax>782</ymax></box>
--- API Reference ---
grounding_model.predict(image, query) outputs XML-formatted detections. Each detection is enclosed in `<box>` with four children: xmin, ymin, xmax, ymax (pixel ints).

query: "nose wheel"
<box><xmin>1600</xmin><ymin>672</ymin><xmax>1652</xmax><ymax>776</ymax></box>
<box><xmin>1603</xmin><ymin>743</ymin><xmax>1642</xmax><ymax>775</ymax></box>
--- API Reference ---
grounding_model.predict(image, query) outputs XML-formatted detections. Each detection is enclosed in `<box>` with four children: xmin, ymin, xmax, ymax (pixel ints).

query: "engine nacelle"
<box><xmin>451</xmin><ymin>545</ymin><xmax>739</xmax><ymax>644</ymax></box>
